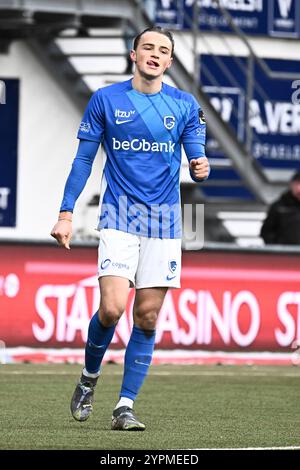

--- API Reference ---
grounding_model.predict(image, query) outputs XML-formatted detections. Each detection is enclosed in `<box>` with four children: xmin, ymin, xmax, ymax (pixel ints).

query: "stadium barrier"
<box><xmin>1</xmin><ymin>240</ymin><xmax>300</xmax><ymax>364</ymax></box>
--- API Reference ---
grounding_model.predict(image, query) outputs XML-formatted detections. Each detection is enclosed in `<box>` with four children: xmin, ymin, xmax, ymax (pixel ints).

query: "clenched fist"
<box><xmin>189</xmin><ymin>157</ymin><xmax>210</xmax><ymax>180</ymax></box>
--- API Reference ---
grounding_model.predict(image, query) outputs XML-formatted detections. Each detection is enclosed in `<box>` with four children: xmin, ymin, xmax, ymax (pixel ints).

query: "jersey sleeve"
<box><xmin>181</xmin><ymin>95</ymin><xmax>206</xmax><ymax>161</ymax></box>
<box><xmin>59</xmin><ymin>139</ymin><xmax>99</xmax><ymax>213</ymax></box>
<box><xmin>77</xmin><ymin>90</ymin><xmax>105</xmax><ymax>143</ymax></box>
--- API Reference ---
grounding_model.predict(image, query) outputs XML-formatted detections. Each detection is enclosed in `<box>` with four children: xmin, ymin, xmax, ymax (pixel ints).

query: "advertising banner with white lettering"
<box><xmin>269</xmin><ymin>0</ymin><xmax>299</xmax><ymax>38</ymax></box>
<box><xmin>201</xmin><ymin>55</ymin><xmax>300</xmax><ymax>170</ymax></box>
<box><xmin>252</xmin><ymin>58</ymin><xmax>300</xmax><ymax>169</ymax></box>
<box><xmin>0</xmin><ymin>79</ymin><xmax>19</xmax><ymax>227</ymax></box>
<box><xmin>1</xmin><ymin>243</ymin><xmax>300</xmax><ymax>351</ymax></box>
<box><xmin>155</xmin><ymin>0</ymin><xmax>185</xmax><ymax>28</ymax></box>
<box><xmin>155</xmin><ymin>0</ymin><xmax>300</xmax><ymax>38</ymax></box>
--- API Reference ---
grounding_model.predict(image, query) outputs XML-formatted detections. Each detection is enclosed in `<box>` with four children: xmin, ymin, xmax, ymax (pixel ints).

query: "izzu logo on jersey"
<box><xmin>79</xmin><ymin>121</ymin><xmax>91</xmax><ymax>133</ymax></box>
<box><xmin>164</xmin><ymin>115</ymin><xmax>175</xmax><ymax>130</ymax></box>
<box><xmin>115</xmin><ymin>109</ymin><xmax>135</xmax><ymax>124</ymax></box>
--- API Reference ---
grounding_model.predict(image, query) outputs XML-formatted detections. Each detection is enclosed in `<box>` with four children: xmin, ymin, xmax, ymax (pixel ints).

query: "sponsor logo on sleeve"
<box><xmin>79</xmin><ymin>121</ymin><xmax>91</xmax><ymax>133</ymax></box>
<box><xmin>198</xmin><ymin>109</ymin><xmax>206</xmax><ymax>124</ymax></box>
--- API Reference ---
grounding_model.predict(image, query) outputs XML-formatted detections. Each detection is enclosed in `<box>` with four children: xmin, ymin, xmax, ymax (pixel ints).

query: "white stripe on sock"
<box><xmin>83</xmin><ymin>368</ymin><xmax>100</xmax><ymax>379</ymax></box>
<box><xmin>115</xmin><ymin>397</ymin><xmax>134</xmax><ymax>410</ymax></box>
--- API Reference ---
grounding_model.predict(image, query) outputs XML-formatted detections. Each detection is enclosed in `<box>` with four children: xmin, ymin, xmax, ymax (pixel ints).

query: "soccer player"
<box><xmin>51</xmin><ymin>26</ymin><xmax>209</xmax><ymax>431</ymax></box>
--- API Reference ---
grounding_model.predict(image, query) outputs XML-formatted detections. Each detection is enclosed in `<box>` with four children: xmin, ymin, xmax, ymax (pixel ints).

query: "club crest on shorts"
<box><xmin>164</xmin><ymin>115</ymin><xmax>175</xmax><ymax>130</ymax></box>
<box><xmin>169</xmin><ymin>260</ymin><xmax>177</xmax><ymax>273</ymax></box>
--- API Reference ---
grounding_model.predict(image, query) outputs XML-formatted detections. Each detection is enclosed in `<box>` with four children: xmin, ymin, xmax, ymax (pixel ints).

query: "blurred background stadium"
<box><xmin>0</xmin><ymin>0</ymin><xmax>300</xmax><ymax>449</ymax></box>
<box><xmin>1</xmin><ymin>0</ymin><xmax>300</xmax><ymax>449</ymax></box>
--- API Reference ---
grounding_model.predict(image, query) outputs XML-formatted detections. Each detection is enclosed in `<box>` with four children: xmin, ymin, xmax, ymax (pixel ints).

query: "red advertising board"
<box><xmin>0</xmin><ymin>242</ymin><xmax>300</xmax><ymax>351</ymax></box>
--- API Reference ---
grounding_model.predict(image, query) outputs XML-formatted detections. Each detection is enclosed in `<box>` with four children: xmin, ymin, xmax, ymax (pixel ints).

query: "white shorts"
<box><xmin>98</xmin><ymin>229</ymin><xmax>181</xmax><ymax>289</ymax></box>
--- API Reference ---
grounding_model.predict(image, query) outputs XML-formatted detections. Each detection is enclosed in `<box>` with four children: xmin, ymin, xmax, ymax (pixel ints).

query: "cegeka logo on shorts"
<box><xmin>100</xmin><ymin>259</ymin><xmax>111</xmax><ymax>270</ymax></box>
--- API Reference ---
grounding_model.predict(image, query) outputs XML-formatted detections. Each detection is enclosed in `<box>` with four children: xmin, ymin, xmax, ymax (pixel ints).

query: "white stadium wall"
<box><xmin>0</xmin><ymin>40</ymin><xmax>101</xmax><ymax>240</ymax></box>
<box><xmin>1</xmin><ymin>34</ymin><xmax>300</xmax><ymax>240</ymax></box>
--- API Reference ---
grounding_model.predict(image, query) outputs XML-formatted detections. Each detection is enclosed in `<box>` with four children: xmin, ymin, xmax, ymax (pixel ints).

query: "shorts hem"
<box><xmin>135</xmin><ymin>282</ymin><xmax>181</xmax><ymax>289</ymax></box>
<box><xmin>98</xmin><ymin>273</ymin><xmax>135</xmax><ymax>288</ymax></box>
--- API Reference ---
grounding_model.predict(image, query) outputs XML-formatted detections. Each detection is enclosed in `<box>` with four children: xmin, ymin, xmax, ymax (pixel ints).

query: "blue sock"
<box><xmin>120</xmin><ymin>325</ymin><xmax>156</xmax><ymax>401</ymax></box>
<box><xmin>85</xmin><ymin>312</ymin><xmax>116</xmax><ymax>374</ymax></box>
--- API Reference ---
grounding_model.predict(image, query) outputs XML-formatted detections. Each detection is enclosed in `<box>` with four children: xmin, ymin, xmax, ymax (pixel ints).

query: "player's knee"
<box><xmin>98</xmin><ymin>303</ymin><xmax>124</xmax><ymax>327</ymax></box>
<box><xmin>134</xmin><ymin>308</ymin><xmax>158</xmax><ymax>330</ymax></box>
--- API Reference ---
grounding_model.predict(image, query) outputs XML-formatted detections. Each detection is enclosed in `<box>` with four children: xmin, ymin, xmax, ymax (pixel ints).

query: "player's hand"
<box><xmin>189</xmin><ymin>157</ymin><xmax>209</xmax><ymax>180</ymax></box>
<box><xmin>51</xmin><ymin>219</ymin><xmax>72</xmax><ymax>250</ymax></box>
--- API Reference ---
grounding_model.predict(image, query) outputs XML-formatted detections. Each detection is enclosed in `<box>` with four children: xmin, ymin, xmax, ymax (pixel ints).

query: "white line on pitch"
<box><xmin>186</xmin><ymin>446</ymin><xmax>300</xmax><ymax>450</ymax></box>
<box><xmin>1</xmin><ymin>370</ymin><xmax>300</xmax><ymax>378</ymax></box>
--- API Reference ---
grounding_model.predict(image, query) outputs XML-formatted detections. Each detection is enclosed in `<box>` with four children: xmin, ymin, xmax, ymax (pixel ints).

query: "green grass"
<box><xmin>0</xmin><ymin>364</ymin><xmax>300</xmax><ymax>449</ymax></box>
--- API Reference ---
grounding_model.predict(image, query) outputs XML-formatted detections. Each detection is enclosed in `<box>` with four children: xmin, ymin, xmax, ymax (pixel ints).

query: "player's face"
<box><xmin>131</xmin><ymin>31</ymin><xmax>173</xmax><ymax>80</ymax></box>
<box><xmin>291</xmin><ymin>180</ymin><xmax>300</xmax><ymax>201</ymax></box>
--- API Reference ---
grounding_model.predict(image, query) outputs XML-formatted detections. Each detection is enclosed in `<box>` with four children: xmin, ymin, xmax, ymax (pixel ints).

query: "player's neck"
<box><xmin>132</xmin><ymin>74</ymin><xmax>162</xmax><ymax>95</ymax></box>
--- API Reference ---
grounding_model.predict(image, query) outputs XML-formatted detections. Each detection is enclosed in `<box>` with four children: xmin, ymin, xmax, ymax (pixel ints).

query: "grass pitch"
<box><xmin>0</xmin><ymin>363</ymin><xmax>299</xmax><ymax>450</ymax></box>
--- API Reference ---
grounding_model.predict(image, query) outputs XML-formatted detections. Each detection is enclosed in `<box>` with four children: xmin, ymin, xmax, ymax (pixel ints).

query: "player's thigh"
<box><xmin>97</xmin><ymin>229</ymin><xmax>139</xmax><ymax>323</ymax></box>
<box><xmin>98</xmin><ymin>228</ymin><xmax>139</xmax><ymax>287</ymax></box>
<box><xmin>135</xmin><ymin>236</ymin><xmax>181</xmax><ymax>289</ymax></box>
<box><xmin>98</xmin><ymin>276</ymin><xmax>130</xmax><ymax>323</ymax></box>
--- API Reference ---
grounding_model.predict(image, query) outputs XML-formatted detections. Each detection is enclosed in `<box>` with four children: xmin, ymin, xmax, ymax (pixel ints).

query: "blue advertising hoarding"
<box><xmin>252</xmin><ymin>58</ymin><xmax>300</xmax><ymax>169</ymax></box>
<box><xmin>184</xmin><ymin>0</ymin><xmax>267</xmax><ymax>34</ymax></box>
<box><xmin>0</xmin><ymin>79</ymin><xmax>19</xmax><ymax>227</ymax></box>
<box><xmin>155</xmin><ymin>0</ymin><xmax>300</xmax><ymax>38</ymax></box>
<box><xmin>155</xmin><ymin>0</ymin><xmax>185</xmax><ymax>28</ymax></box>
<box><xmin>269</xmin><ymin>0</ymin><xmax>298</xmax><ymax>37</ymax></box>
<box><xmin>200</xmin><ymin>55</ymin><xmax>300</xmax><ymax>170</ymax></box>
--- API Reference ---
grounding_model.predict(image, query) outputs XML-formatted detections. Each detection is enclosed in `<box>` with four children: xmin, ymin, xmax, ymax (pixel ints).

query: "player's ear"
<box><xmin>166</xmin><ymin>57</ymin><xmax>173</xmax><ymax>69</ymax></box>
<box><xmin>130</xmin><ymin>49</ymin><xmax>136</xmax><ymax>62</ymax></box>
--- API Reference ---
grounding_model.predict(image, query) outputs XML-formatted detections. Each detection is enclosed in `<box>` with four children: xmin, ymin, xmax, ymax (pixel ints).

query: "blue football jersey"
<box><xmin>77</xmin><ymin>79</ymin><xmax>206</xmax><ymax>239</ymax></box>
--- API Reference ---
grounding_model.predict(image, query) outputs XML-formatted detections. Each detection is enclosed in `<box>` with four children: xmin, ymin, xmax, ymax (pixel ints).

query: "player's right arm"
<box><xmin>51</xmin><ymin>139</ymin><xmax>99</xmax><ymax>249</ymax></box>
<box><xmin>51</xmin><ymin>90</ymin><xmax>105</xmax><ymax>249</ymax></box>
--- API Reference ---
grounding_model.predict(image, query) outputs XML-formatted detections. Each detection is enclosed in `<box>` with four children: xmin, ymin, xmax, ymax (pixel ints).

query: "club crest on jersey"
<box><xmin>164</xmin><ymin>115</ymin><xmax>175</xmax><ymax>130</ymax></box>
<box><xmin>169</xmin><ymin>260</ymin><xmax>177</xmax><ymax>273</ymax></box>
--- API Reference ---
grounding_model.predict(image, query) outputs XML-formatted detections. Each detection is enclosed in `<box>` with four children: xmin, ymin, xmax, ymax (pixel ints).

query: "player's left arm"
<box><xmin>182</xmin><ymin>97</ymin><xmax>210</xmax><ymax>182</ymax></box>
<box><xmin>188</xmin><ymin>148</ymin><xmax>210</xmax><ymax>182</ymax></box>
